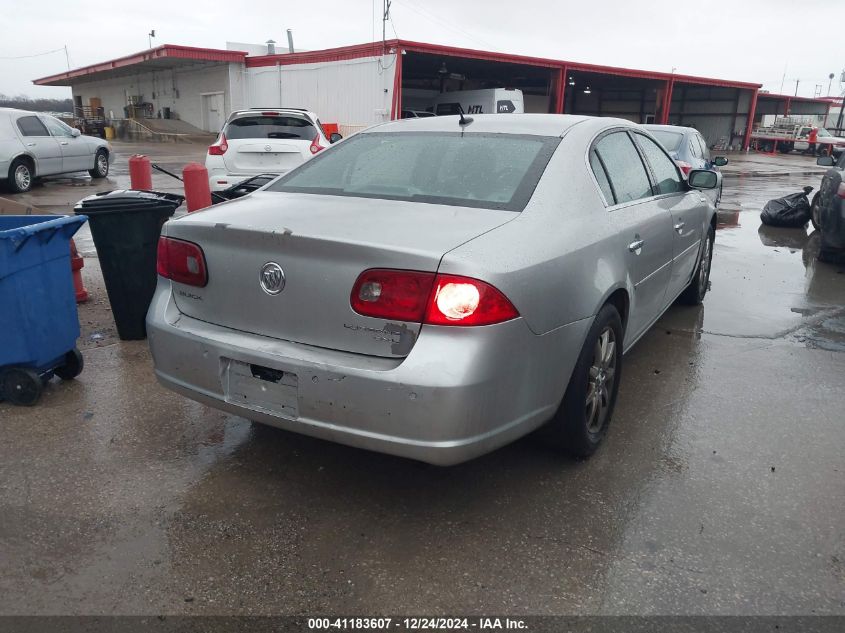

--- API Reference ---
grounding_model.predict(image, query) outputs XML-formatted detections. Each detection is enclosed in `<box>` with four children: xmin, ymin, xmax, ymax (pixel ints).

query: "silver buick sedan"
<box><xmin>147</xmin><ymin>114</ymin><xmax>719</xmax><ymax>465</ymax></box>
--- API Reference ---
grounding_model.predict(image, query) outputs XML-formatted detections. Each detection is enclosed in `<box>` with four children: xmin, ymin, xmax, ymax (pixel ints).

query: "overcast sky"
<box><xmin>2</xmin><ymin>0</ymin><xmax>841</xmax><ymax>100</ymax></box>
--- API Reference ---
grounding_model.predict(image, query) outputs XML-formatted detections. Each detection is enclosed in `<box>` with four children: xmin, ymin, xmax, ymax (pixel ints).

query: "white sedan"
<box><xmin>205</xmin><ymin>108</ymin><xmax>342</xmax><ymax>192</ymax></box>
<box><xmin>0</xmin><ymin>107</ymin><xmax>111</xmax><ymax>193</ymax></box>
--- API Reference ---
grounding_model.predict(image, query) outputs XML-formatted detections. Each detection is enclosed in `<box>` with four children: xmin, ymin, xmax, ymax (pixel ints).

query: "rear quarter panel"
<box><xmin>440</xmin><ymin>122</ymin><xmax>629</xmax><ymax>336</ymax></box>
<box><xmin>0</xmin><ymin>115</ymin><xmax>23</xmax><ymax>176</ymax></box>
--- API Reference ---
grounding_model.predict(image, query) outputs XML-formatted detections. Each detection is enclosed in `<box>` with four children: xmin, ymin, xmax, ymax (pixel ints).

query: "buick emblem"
<box><xmin>259</xmin><ymin>262</ymin><xmax>285</xmax><ymax>295</ymax></box>
<box><xmin>264</xmin><ymin>144</ymin><xmax>272</xmax><ymax>152</ymax></box>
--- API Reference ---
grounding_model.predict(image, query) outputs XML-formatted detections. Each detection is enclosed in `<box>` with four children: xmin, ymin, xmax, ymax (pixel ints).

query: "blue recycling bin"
<box><xmin>0</xmin><ymin>214</ymin><xmax>88</xmax><ymax>406</ymax></box>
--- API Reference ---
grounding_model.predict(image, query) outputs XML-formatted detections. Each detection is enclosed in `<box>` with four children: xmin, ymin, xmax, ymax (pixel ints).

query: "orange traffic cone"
<box><xmin>70</xmin><ymin>239</ymin><xmax>89</xmax><ymax>303</ymax></box>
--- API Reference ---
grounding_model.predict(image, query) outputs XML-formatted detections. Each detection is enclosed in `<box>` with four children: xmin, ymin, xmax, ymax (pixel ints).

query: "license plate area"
<box><xmin>223</xmin><ymin>358</ymin><xmax>298</xmax><ymax>419</ymax></box>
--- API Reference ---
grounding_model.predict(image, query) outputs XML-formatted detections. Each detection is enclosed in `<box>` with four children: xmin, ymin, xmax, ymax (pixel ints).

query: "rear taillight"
<box><xmin>837</xmin><ymin>183</ymin><xmax>845</xmax><ymax>199</ymax></box>
<box><xmin>350</xmin><ymin>269</ymin><xmax>519</xmax><ymax>326</ymax></box>
<box><xmin>350</xmin><ymin>269</ymin><xmax>435</xmax><ymax>322</ymax></box>
<box><xmin>676</xmin><ymin>160</ymin><xmax>692</xmax><ymax>177</ymax></box>
<box><xmin>208</xmin><ymin>133</ymin><xmax>228</xmax><ymax>156</ymax></box>
<box><xmin>425</xmin><ymin>274</ymin><xmax>519</xmax><ymax>326</ymax></box>
<box><xmin>310</xmin><ymin>134</ymin><xmax>325</xmax><ymax>154</ymax></box>
<box><xmin>157</xmin><ymin>237</ymin><xmax>208</xmax><ymax>287</ymax></box>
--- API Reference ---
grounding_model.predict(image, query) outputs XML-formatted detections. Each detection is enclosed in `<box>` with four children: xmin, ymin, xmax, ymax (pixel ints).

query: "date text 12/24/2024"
<box><xmin>308</xmin><ymin>618</ymin><xmax>528</xmax><ymax>630</ymax></box>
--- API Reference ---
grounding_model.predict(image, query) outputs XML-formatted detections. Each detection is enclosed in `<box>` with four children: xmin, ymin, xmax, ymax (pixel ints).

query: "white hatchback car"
<box><xmin>0</xmin><ymin>108</ymin><xmax>111</xmax><ymax>193</ymax></box>
<box><xmin>205</xmin><ymin>108</ymin><xmax>341</xmax><ymax>192</ymax></box>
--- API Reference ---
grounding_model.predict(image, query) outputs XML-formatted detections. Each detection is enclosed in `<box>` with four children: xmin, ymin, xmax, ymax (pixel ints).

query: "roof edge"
<box><xmin>33</xmin><ymin>44</ymin><xmax>248</xmax><ymax>86</ymax></box>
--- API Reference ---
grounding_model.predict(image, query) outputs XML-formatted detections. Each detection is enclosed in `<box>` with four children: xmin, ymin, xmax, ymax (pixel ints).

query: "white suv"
<box><xmin>0</xmin><ymin>108</ymin><xmax>111</xmax><ymax>193</ymax></box>
<box><xmin>205</xmin><ymin>108</ymin><xmax>341</xmax><ymax>192</ymax></box>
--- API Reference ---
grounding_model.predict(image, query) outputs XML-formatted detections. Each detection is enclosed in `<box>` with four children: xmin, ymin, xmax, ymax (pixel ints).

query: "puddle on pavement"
<box><xmin>707</xmin><ymin>174</ymin><xmax>845</xmax><ymax>350</ymax></box>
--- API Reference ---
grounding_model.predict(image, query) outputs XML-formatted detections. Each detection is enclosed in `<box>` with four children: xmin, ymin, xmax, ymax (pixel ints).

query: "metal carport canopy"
<box><xmin>33</xmin><ymin>45</ymin><xmax>248</xmax><ymax>86</ymax></box>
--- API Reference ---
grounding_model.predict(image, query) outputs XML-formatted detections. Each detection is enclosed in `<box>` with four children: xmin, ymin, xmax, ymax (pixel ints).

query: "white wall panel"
<box><xmin>70</xmin><ymin>63</ymin><xmax>234</xmax><ymax>131</ymax></box>
<box><xmin>245</xmin><ymin>55</ymin><xmax>397</xmax><ymax>127</ymax></box>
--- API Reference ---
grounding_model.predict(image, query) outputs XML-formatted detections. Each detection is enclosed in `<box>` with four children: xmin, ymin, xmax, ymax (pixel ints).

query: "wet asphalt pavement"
<box><xmin>1</xmin><ymin>149</ymin><xmax>844</xmax><ymax>616</ymax></box>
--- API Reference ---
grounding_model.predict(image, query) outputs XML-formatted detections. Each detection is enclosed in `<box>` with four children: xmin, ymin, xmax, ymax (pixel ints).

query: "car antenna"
<box><xmin>457</xmin><ymin>104</ymin><xmax>473</xmax><ymax>126</ymax></box>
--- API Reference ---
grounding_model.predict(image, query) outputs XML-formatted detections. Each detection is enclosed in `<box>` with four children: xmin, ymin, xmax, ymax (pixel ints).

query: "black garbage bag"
<box><xmin>760</xmin><ymin>186</ymin><xmax>813</xmax><ymax>228</ymax></box>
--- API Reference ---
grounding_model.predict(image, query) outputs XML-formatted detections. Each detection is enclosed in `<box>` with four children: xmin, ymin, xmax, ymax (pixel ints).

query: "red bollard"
<box><xmin>182</xmin><ymin>163</ymin><xmax>212</xmax><ymax>212</ymax></box>
<box><xmin>70</xmin><ymin>239</ymin><xmax>89</xmax><ymax>303</ymax></box>
<box><xmin>128</xmin><ymin>154</ymin><xmax>153</xmax><ymax>190</ymax></box>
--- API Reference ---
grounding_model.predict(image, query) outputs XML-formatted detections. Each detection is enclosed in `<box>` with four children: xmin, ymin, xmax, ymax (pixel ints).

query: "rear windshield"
<box><xmin>224</xmin><ymin>115</ymin><xmax>317</xmax><ymax>140</ymax></box>
<box><xmin>267</xmin><ymin>132</ymin><xmax>560</xmax><ymax>211</ymax></box>
<box><xmin>649</xmin><ymin>130</ymin><xmax>684</xmax><ymax>152</ymax></box>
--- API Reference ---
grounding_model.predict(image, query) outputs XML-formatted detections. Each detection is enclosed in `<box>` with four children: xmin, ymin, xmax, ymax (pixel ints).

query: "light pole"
<box><xmin>148</xmin><ymin>29</ymin><xmax>156</xmax><ymax>49</ymax></box>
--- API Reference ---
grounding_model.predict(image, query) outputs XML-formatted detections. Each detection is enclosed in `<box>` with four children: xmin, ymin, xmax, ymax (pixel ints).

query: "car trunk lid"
<box><xmin>223</xmin><ymin>140</ymin><xmax>309</xmax><ymax>174</ymax></box>
<box><xmin>164</xmin><ymin>192</ymin><xmax>515</xmax><ymax>357</ymax></box>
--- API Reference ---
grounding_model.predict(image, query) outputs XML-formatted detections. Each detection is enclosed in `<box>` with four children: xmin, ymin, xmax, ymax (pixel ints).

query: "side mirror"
<box><xmin>688</xmin><ymin>169</ymin><xmax>719</xmax><ymax>190</ymax></box>
<box><xmin>71</xmin><ymin>128</ymin><xmax>81</xmax><ymax>137</ymax></box>
<box><xmin>329</xmin><ymin>132</ymin><xmax>343</xmax><ymax>144</ymax></box>
<box><xmin>713</xmin><ymin>156</ymin><xmax>728</xmax><ymax>167</ymax></box>
<box><xmin>817</xmin><ymin>155</ymin><xmax>835</xmax><ymax>167</ymax></box>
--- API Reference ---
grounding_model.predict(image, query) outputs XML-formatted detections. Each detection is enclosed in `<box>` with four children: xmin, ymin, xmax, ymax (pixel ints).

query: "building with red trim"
<box><xmin>34</xmin><ymin>40</ymin><xmax>832</xmax><ymax>148</ymax></box>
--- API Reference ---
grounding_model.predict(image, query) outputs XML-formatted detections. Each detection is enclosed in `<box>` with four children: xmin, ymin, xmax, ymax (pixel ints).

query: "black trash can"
<box><xmin>74</xmin><ymin>190</ymin><xmax>184</xmax><ymax>340</ymax></box>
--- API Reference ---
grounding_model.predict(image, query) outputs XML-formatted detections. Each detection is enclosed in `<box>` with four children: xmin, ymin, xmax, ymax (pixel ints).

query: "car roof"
<box><xmin>0</xmin><ymin>107</ymin><xmax>47</xmax><ymax>117</ymax></box>
<box><xmin>371</xmin><ymin>113</ymin><xmax>634</xmax><ymax>137</ymax></box>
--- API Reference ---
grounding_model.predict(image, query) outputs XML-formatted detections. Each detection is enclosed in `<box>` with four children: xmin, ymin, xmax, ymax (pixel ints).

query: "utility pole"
<box><xmin>794</xmin><ymin>79</ymin><xmax>800</xmax><ymax>96</ymax></box>
<box><xmin>382</xmin><ymin>0</ymin><xmax>391</xmax><ymax>52</ymax></box>
<box><xmin>64</xmin><ymin>45</ymin><xmax>70</xmax><ymax>70</ymax></box>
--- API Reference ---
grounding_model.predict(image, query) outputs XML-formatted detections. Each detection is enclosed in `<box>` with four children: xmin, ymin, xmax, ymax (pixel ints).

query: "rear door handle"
<box><xmin>674</xmin><ymin>221</ymin><xmax>685</xmax><ymax>234</ymax></box>
<box><xmin>60</xmin><ymin>142</ymin><xmax>68</xmax><ymax>146</ymax></box>
<box><xmin>628</xmin><ymin>239</ymin><xmax>645</xmax><ymax>253</ymax></box>
<box><xmin>26</xmin><ymin>142</ymin><xmax>35</xmax><ymax>147</ymax></box>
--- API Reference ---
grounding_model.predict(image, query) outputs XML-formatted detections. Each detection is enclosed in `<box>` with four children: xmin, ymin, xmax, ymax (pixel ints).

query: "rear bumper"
<box><xmin>146</xmin><ymin>279</ymin><xmax>591</xmax><ymax>465</ymax></box>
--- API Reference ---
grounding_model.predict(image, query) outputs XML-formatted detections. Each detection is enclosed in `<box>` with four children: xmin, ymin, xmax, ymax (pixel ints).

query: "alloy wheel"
<box><xmin>699</xmin><ymin>233</ymin><xmax>712</xmax><ymax>295</ymax></box>
<box><xmin>585</xmin><ymin>326</ymin><xmax>617</xmax><ymax>434</ymax></box>
<box><xmin>14</xmin><ymin>164</ymin><xmax>31</xmax><ymax>191</ymax></box>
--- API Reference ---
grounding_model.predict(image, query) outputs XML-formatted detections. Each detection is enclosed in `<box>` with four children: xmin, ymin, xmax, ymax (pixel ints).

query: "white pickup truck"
<box><xmin>752</xmin><ymin>123</ymin><xmax>845</xmax><ymax>155</ymax></box>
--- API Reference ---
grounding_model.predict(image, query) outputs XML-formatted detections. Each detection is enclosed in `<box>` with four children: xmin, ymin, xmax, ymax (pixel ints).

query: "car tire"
<box><xmin>88</xmin><ymin>149</ymin><xmax>109</xmax><ymax>178</ymax></box>
<box><xmin>679</xmin><ymin>226</ymin><xmax>715</xmax><ymax>305</ymax></box>
<box><xmin>547</xmin><ymin>303</ymin><xmax>623</xmax><ymax>458</ymax></box>
<box><xmin>0</xmin><ymin>367</ymin><xmax>43</xmax><ymax>406</ymax></box>
<box><xmin>7</xmin><ymin>157</ymin><xmax>33</xmax><ymax>193</ymax></box>
<box><xmin>810</xmin><ymin>192</ymin><xmax>822</xmax><ymax>230</ymax></box>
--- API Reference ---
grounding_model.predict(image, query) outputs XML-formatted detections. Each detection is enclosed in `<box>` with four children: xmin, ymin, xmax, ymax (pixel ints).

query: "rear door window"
<box><xmin>634</xmin><ymin>133</ymin><xmax>685</xmax><ymax>195</ymax></box>
<box><xmin>17</xmin><ymin>116</ymin><xmax>49</xmax><ymax>137</ymax></box>
<box><xmin>689</xmin><ymin>136</ymin><xmax>703</xmax><ymax>159</ymax></box>
<box><xmin>696</xmin><ymin>134</ymin><xmax>710</xmax><ymax>160</ymax></box>
<box><xmin>649</xmin><ymin>130</ymin><xmax>684</xmax><ymax>152</ymax></box>
<box><xmin>224</xmin><ymin>115</ymin><xmax>317</xmax><ymax>140</ymax></box>
<box><xmin>589</xmin><ymin>150</ymin><xmax>615</xmax><ymax>204</ymax></box>
<box><xmin>593</xmin><ymin>132</ymin><xmax>653</xmax><ymax>204</ymax></box>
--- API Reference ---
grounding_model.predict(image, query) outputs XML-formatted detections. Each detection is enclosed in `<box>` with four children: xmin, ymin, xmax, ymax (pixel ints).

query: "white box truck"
<box><xmin>431</xmin><ymin>89</ymin><xmax>525</xmax><ymax>116</ymax></box>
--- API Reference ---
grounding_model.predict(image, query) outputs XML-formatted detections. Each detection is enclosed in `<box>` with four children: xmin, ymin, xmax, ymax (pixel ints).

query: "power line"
<box><xmin>0</xmin><ymin>46</ymin><xmax>66</xmax><ymax>60</ymax></box>
<box><xmin>392</xmin><ymin>0</ymin><xmax>497</xmax><ymax>51</ymax></box>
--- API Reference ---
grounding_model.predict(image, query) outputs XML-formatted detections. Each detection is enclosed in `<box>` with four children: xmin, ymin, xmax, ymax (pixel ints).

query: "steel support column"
<box><xmin>743</xmin><ymin>88</ymin><xmax>759</xmax><ymax>151</ymax></box>
<box><xmin>660</xmin><ymin>78</ymin><xmax>674</xmax><ymax>124</ymax></box>
<box><xmin>555</xmin><ymin>66</ymin><xmax>567</xmax><ymax>113</ymax></box>
<box><xmin>390</xmin><ymin>48</ymin><xmax>403</xmax><ymax>120</ymax></box>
